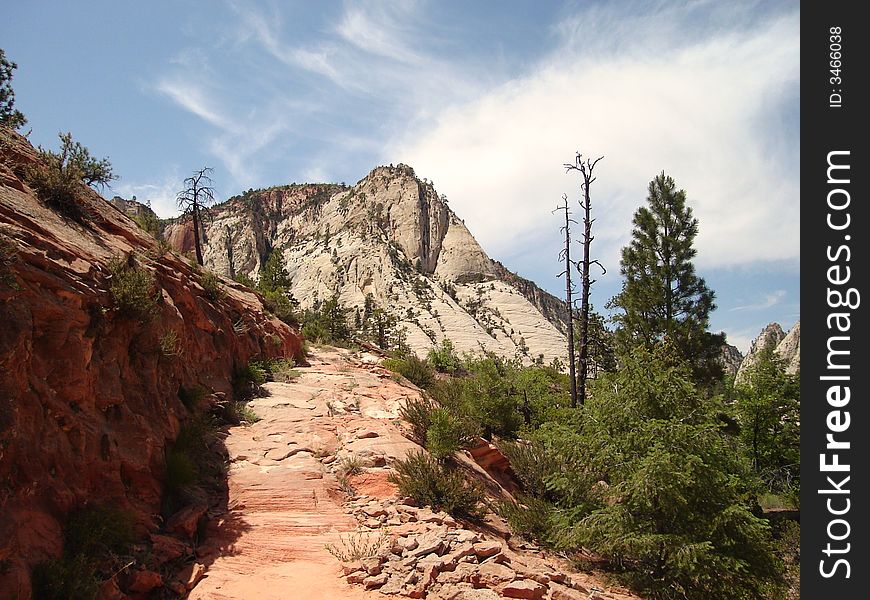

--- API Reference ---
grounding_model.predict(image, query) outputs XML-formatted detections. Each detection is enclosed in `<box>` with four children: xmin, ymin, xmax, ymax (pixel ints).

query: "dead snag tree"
<box><xmin>554</xmin><ymin>195</ymin><xmax>579</xmax><ymax>408</ymax></box>
<box><xmin>177</xmin><ymin>167</ymin><xmax>216</xmax><ymax>266</ymax></box>
<box><xmin>565</xmin><ymin>154</ymin><xmax>604</xmax><ymax>405</ymax></box>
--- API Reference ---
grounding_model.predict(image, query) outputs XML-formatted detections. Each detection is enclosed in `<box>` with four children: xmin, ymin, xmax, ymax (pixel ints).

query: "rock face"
<box><xmin>736</xmin><ymin>321</ymin><xmax>800</xmax><ymax>381</ymax></box>
<box><xmin>163</xmin><ymin>164</ymin><xmax>569</xmax><ymax>363</ymax></box>
<box><xmin>0</xmin><ymin>129</ymin><xmax>302</xmax><ymax>597</ymax></box>
<box><xmin>720</xmin><ymin>343</ymin><xmax>744</xmax><ymax>378</ymax></box>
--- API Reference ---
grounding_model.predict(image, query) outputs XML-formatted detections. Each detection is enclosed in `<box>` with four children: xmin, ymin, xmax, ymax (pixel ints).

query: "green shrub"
<box><xmin>427</xmin><ymin>339</ymin><xmax>461</xmax><ymax>374</ymax></box>
<box><xmin>201</xmin><ymin>271</ymin><xmax>226</xmax><ymax>302</ymax></box>
<box><xmin>263</xmin><ymin>357</ymin><xmax>300</xmax><ymax>382</ymax></box>
<box><xmin>426</xmin><ymin>408</ymin><xmax>472</xmax><ymax>461</ymax></box>
<box><xmin>398</xmin><ymin>396</ymin><xmax>437</xmax><ymax>445</ymax></box>
<box><xmin>498</xmin><ymin>493</ymin><xmax>555</xmax><ymax>546</ymax></box>
<box><xmin>164</xmin><ymin>448</ymin><xmax>199</xmax><ymax>494</ymax></box>
<box><xmin>64</xmin><ymin>506</ymin><xmax>133</xmax><ymax>559</ymax></box>
<box><xmin>262</xmin><ymin>290</ymin><xmax>300</xmax><ymax>326</ymax></box>
<box><xmin>31</xmin><ymin>505</ymin><xmax>134</xmax><ymax>600</ymax></box>
<box><xmin>31</xmin><ymin>555</ymin><xmax>99</xmax><ymax>600</ymax></box>
<box><xmin>389</xmin><ymin>450</ymin><xmax>483</xmax><ymax>519</ymax></box>
<box><xmin>383</xmin><ymin>354</ymin><xmax>435</xmax><ymax>390</ymax></box>
<box><xmin>231</xmin><ymin>401</ymin><xmax>260</xmax><ymax>424</ymax></box>
<box><xmin>233</xmin><ymin>273</ymin><xmax>256</xmax><ymax>288</ymax></box>
<box><xmin>496</xmin><ymin>438</ymin><xmax>551</xmax><ymax>499</ymax></box>
<box><xmin>27</xmin><ymin>132</ymin><xmax>116</xmax><ymax>222</ymax></box>
<box><xmin>542</xmin><ymin>346</ymin><xmax>785</xmax><ymax>600</ymax></box>
<box><xmin>233</xmin><ymin>361</ymin><xmax>267</xmax><ymax>399</ymax></box>
<box><xmin>107</xmin><ymin>254</ymin><xmax>159</xmax><ymax>319</ymax></box>
<box><xmin>131</xmin><ymin>211</ymin><xmax>162</xmax><ymax>238</ymax></box>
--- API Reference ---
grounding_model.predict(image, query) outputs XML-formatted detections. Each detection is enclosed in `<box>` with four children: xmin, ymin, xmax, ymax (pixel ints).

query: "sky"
<box><xmin>2</xmin><ymin>0</ymin><xmax>799</xmax><ymax>352</ymax></box>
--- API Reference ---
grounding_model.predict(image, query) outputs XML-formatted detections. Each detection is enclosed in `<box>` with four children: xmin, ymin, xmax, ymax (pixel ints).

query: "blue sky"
<box><xmin>2</xmin><ymin>0</ymin><xmax>799</xmax><ymax>352</ymax></box>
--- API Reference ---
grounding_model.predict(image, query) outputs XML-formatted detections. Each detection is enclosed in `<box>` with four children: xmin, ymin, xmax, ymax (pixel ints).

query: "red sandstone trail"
<box><xmin>188</xmin><ymin>347</ymin><xmax>638</xmax><ymax>600</ymax></box>
<box><xmin>189</xmin><ymin>348</ymin><xmax>417</xmax><ymax>599</ymax></box>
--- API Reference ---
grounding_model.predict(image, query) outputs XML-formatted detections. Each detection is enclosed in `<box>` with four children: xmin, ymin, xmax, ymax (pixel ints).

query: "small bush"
<box><xmin>426</xmin><ymin>408</ymin><xmax>472</xmax><ymax>461</ymax></box>
<box><xmin>265</xmin><ymin>357</ymin><xmax>300</xmax><ymax>382</ymax></box>
<box><xmin>107</xmin><ymin>254</ymin><xmax>159</xmax><ymax>319</ymax></box>
<box><xmin>427</xmin><ymin>339</ymin><xmax>461</xmax><ymax>374</ymax></box>
<box><xmin>27</xmin><ymin>132</ymin><xmax>116</xmax><ymax>221</ymax></box>
<box><xmin>389</xmin><ymin>450</ymin><xmax>483</xmax><ymax>519</ymax></box>
<box><xmin>233</xmin><ymin>273</ymin><xmax>256</xmax><ymax>288</ymax></box>
<box><xmin>201</xmin><ymin>271</ymin><xmax>226</xmax><ymax>302</ymax></box>
<box><xmin>262</xmin><ymin>290</ymin><xmax>300</xmax><ymax>327</ymax></box>
<box><xmin>159</xmin><ymin>330</ymin><xmax>182</xmax><ymax>357</ymax></box>
<box><xmin>64</xmin><ymin>505</ymin><xmax>134</xmax><ymax>559</ymax></box>
<box><xmin>164</xmin><ymin>448</ymin><xmax>199</xmax><ymax>494</ymax></box>
<box><xmin>31</xmin><ymin>505</ymin><xmax>134</xmax><ymax>600</ymax></box>
<box><xmin>325</xmin><ymin>529</ymin><xmax>388</xmax><ymax>562</ymax></box>
<box><xmin>31</xmin><ymin>555</ymin><xmax>99</xmax><ymax>600</ymax></box>
<box><xmin>26</xmin><ymin>161</ymin><xmax>84</xmax><ymax>221</ymax></box>
<box><xmin>231</xmin><ymin>401</ymin><xmax>260</xmax><ymax>424</ymax></box>
<box><xmin>398</xmin><ymin>396</ymin><xmax>437</xmax><ymax>445</ymax></box>
<box><xmin>498</xmin><ymin>493</ymin><xmax>555</xmax><ymax>546</ymax></box>
<box><xmin>336</xmin><ymin>456</ymin><xmax>364</xmax><ymax>478</ymax></box>
<box><xmin>383</xmin><ymin>354</ymin><xmax>435</xmax><ymax>390</ymax></box>
<box><xmin>496</xmin><ymin>439</ymin><xmax>551</xmax><ymax>499</ymax></box>
<box><xmin>233</xmin><ymin>361</ymin><xmax>268</xmax><ymax>399</ymax></box>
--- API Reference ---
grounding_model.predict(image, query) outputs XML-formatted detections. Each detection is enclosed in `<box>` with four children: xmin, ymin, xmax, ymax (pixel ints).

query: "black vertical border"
<box><xmin>801</xmin><ymin>2</ymin><xmax>868</xmax><ymax>597</ymax></box>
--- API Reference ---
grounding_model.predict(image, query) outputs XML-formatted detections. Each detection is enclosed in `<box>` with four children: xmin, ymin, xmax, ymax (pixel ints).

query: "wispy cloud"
<box><xmin>730</xmin><ymin>290</ymin><xmax>788</xmax><ymax>312</ymax></box>
<box><xmin>114</xmin><ymin>170</ymin><xmax>184</xmax><ymax>218</ymax></box>
<box><xmin>388</xmin><ymin>5</ymin><xmax>800</xmax><ymax>274</ymax></box>
<box><xmin>155</xmin><ymin>79</ymin><xmax>238</xmax><ymax>133</ymax></box>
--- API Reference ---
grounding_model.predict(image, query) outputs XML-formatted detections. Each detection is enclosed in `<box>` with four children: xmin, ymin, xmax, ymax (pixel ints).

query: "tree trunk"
<box><xmin>193</xmin><ymin>202</ymin><xmax>204</xmax><ymax>266</ymax></box>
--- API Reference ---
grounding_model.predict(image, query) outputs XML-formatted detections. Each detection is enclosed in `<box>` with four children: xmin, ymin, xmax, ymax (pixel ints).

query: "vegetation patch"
<box><xmin>31</xmin><ymin>505</ymin><xmax>134</xmax><ymax>600</ymax></box>
<box><xmin>107</xmin><ymin>254</ymin><xmax>159</xmax><ymax>319</ymax></box>
<box><xmin>389</xmin><ymin>450</ymin><xmax>483</xmax><ymax>520</ymax></box>
<box><xmin>201</xmin><ymin>270</ymin><xmax>226</xmax><ymax>302</ymax></box>
<box><xmin>26</xmin><ymin>132</ymin><xmax>115</xmax><ymax>222</ymax></box>
<box><xmin>383</xmin><ymin>354</ymin><xmax>435</xmax><ymax>390</ymax></box>
<box><xmin>325</xmin><ymin>529</ymin><xmax>388</xmax><ymax>562</ymax></box>
<box><xmin>162</xmin><ymin>415</ymin><xmax>222</xmax><ymax>516</ymax></box>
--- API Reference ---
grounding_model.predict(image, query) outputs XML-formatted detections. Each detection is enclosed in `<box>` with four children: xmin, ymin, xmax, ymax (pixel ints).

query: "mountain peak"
<box><xmin>162</xmin><ymin>168</ymin><xmax>568</xmax><ymax>362</ymax></box>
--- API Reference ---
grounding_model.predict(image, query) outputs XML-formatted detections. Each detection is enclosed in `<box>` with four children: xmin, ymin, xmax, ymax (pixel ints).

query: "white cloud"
<box><xmin>114</xmin><ymin>171</ymin><xmax>184</xmax><ymax>219</ymax></box>
<box><xmin>730</xmin><ymin>290</ymin><xmax>788</xmax><ymax>312</ymax></box>
<box><xmin>387</xmin><ymin>9</ymin><xmax>800</xmax><ymax>273</ymax></box>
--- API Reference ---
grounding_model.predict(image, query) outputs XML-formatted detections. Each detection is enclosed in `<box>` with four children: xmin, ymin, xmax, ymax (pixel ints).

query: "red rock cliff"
<box><xmin>0</xmin><ymin>129</ymin><xmax>302</xmax><ymax>595</ymax></box>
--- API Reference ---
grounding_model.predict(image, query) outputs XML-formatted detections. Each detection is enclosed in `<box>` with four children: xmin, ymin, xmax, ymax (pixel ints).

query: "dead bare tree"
<box><xmin>554</xmin><ymin>195</ymin><xmax>579</xmax><ymax>408</ymax></box>
<box><xmin>176</xmin><ymin>167</ymin><xmax>216</xmax><ymax>266</ymax></box>
<box><xmin>565</xmin><ymin>154</ymin><xmax>605</xmax><ymax>405</ymax></box>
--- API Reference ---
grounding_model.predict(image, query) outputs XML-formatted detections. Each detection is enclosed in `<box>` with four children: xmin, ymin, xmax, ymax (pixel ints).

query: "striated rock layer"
<box><xmin>163</xmin><ymin>164</ymin><xmax>569</xmax><ymax>364</ymax></box>
<box><xmin>0</xmin><ymin>129</ymin><xmax>302</xmax><ymax>596</ymax></box>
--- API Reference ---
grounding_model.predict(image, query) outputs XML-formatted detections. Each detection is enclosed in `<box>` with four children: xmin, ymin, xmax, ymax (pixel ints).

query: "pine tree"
<box><xmin>1</xmin><ymin>49</ymin><xmax>26</xmax><ymax>130</ymax></box>
<box><xmin>610</xmin><ymin>172</ymin><xmax>724</xmax><ymax>386</ymax></box>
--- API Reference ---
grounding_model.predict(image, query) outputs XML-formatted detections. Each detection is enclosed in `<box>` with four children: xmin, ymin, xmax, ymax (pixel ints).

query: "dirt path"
<box><xmin>189</xmin><ymin>348</ymin><xmax>418</xmax><ymax>599</ymax></box>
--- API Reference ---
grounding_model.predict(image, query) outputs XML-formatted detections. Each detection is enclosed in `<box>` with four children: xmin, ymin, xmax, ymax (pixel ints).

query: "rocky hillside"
<box><xmin>163</xmin><ymin>164</ymin><xmax>569</xmax><ymax>363</ymax></box>
<box><xmin>735</xmin><ymin>321</ymin><xmax>801</xmax><ymax>381</ymax></box>
<box><xmin>0</xmin><ymin>129</ymin><xmax>302</xmax><ymax>596</ymax></box>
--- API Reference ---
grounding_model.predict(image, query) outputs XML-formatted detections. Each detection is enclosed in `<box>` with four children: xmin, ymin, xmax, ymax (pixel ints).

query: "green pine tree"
<box><xmin>1</xmin><ymin>49</ymin><xmax>27</xmax><ymax>129</ymax></box>
<box><xmin>609</xmin><ymin>172</ymin><xmax>724</xmax><ymax>386</ymax></box>
<box><xmin>733</xmin><ymin>346</ymin><xmax>800</xmax><ymax>500</ymax></box>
